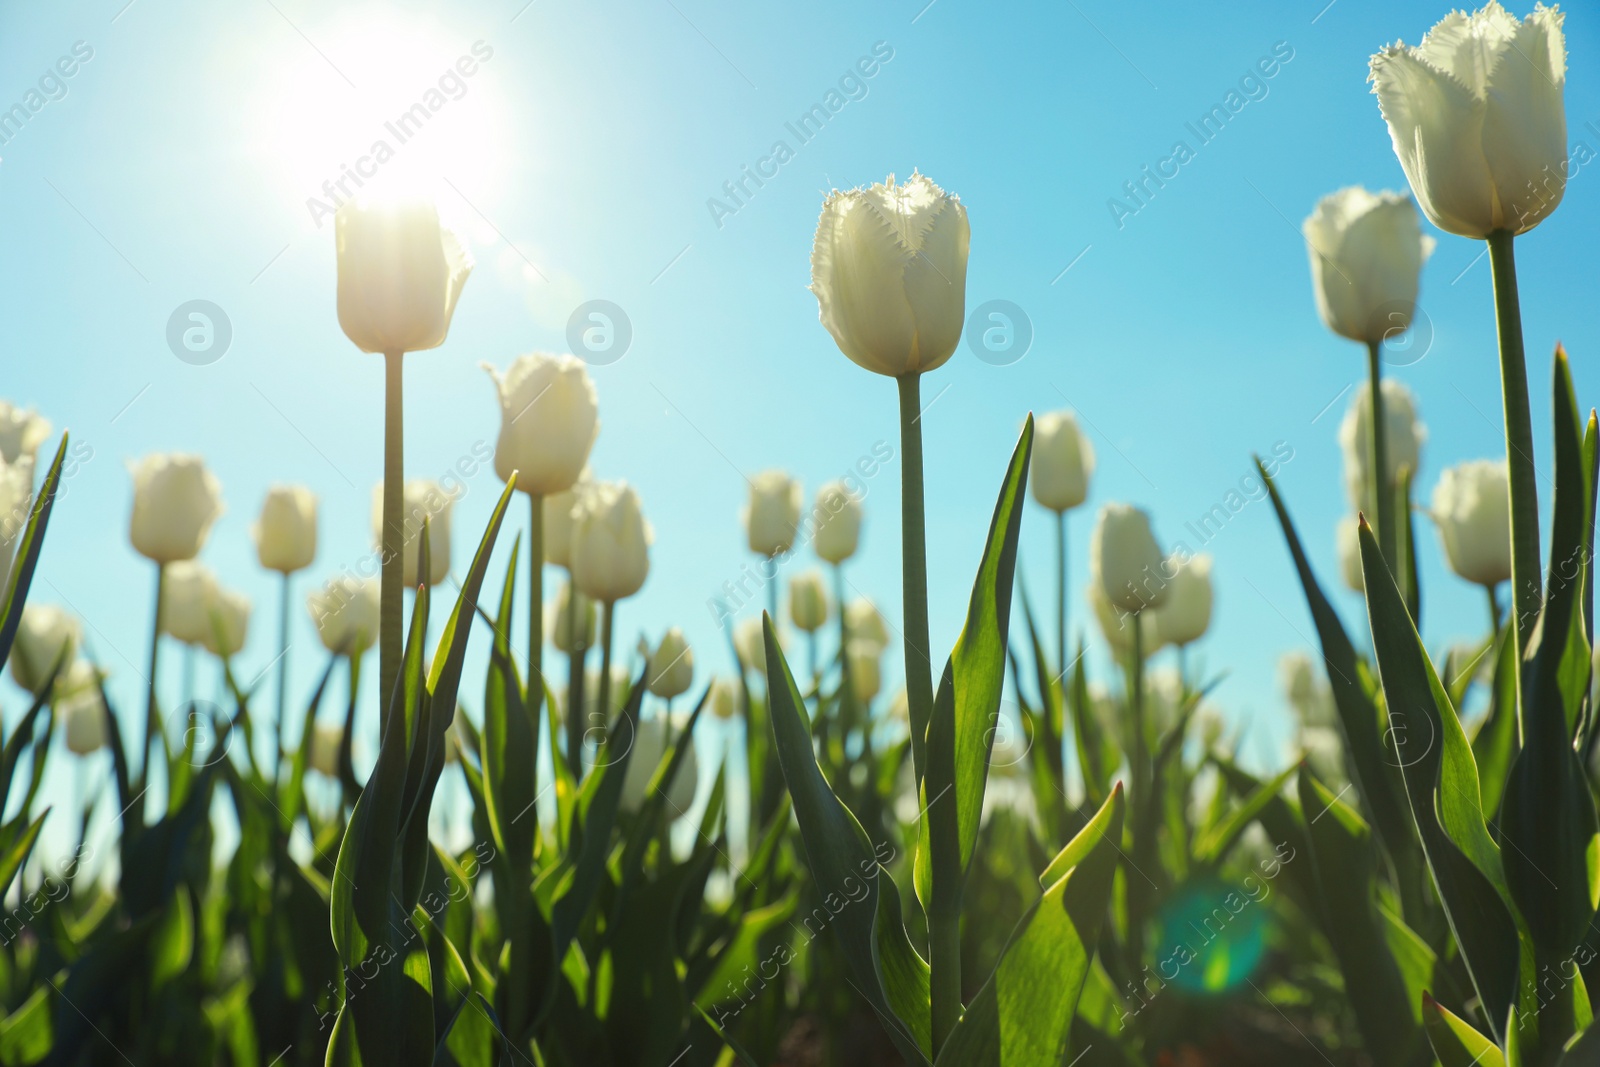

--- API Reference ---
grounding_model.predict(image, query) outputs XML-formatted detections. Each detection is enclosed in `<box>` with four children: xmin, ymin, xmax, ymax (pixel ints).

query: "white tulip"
<box><xmin>128</xmin><ymin>454</ymin><xmax>224</xmax><ymax>565</ymax></box>
<box><xmin>0</xmin><ymin>455</ymin><xmax>34</xmax><ymax>588</ymax></box>
<box><xmin>1336</xmin><ymin>517</ymin><xmax>1366</xmax><ymax>594</ymax></box>
<box><xmin>1032</xmin><ymin>411</ymin><xmax>1095</xmax><ymax>512</ymax></box>
<box><xmin>745</xmin><ymin>470</ymin><xmax>802</xmax><ymax>558</ymax></box>
<box><xmin>1370</xmin><ymin>3</ymin><xmax>1568</xmax><ymax>238</ymax></box>
<box><xmin>162</xmin><ymin>562</ymin><xmax>220</xmax><ymax>646</ymax></box>
<box><xmin>1088</xmin><ymin>583</ymin><xmax>1158</xmax><ymax>661</ymax></box>
<box><xmin>1303</xmin><ymin>187</ymin><xmax>1435</xmax><ymax>345</ymax></box>
<box><xmin>55</xmin><ymin>660</ymin><xmax>107</xmax><ymax>755</ymax></box>
<box><xmin>0</xmin><ymin>402</ymin><xmax>50</xmax><ymax>465</ymax></box>
<box><xmin>709</xmin><ymin>676</ymin><xmax>739</xmax><ymax>719</ymax></box>
<box><xmin>483</xmin><ymin>353</ymin><xmax>600</xmax><ymax>497</ymax></box>
<box><xmin>1431</xmin><ymin>458</ymin><xmax>1512</xmax><ymax>588</ymax></box>
<box><xmin>570</xmin><ymin>481</ymin><xmax>651</xmax><ymax>602</ymax></box>
<box><xmin>810</xmin><ymin>172</ymin><xmax>970</xmax><ymax>377</ymax></box>
<box><xmin>647</xmin><ymin>627</ymin><xmax>694</xmax><ymax>700</ymax></box>
<box><xmin>847</xmin><ymin>640</ymin><xmax>882</xmax><ymax>704</ymax></box>
<box><xmin>254</xmin><ymin>484</ymin><xmax>318</xmax><ymax>574</ymax></box>
<box><xmin>9</xmin><ymin>604</ymin><xmax>80</xmax><ymax>695</ymax></box>
<box><xmin>619</xmin><ymin>715</ymin><xmax>699</xmax><ymax>815</ymax></box>
<box><xmin>336</xmin><ymin>196</ymin><xmax>473</xmax><ymax>354</ymax></box>
<box><xmin>308</xmin><ymin>722</ymin><xmax>343</xmax><ymax>777</ymax></box>
<box><xmin>545</xmin><ymin>579</ymin><xmax>597</xmax><ymax>655</ymax></box>
<box><xmin>307</xmin><ymin>575</ymin><xmax>381</xmax><ymax>656</ymax></box>
<box><xmin>372</xmin><ymin>480</ymin><xmax>454</xmax><ymax>588</ymax></box>
<box><xmin>1339</xmin><ymin>380</ymin><xmax>1426</xmax><ymax>516</ymax></box>
<box><xmin>812</xmin><ymin>481</ymin><xmax>863</xmax><ymax>564</ymax></box>
<box><xmin>543</xmin><ymin>475</ymin><xmax>590</xmax><ymax>569</ymax></box>
<box><xmin>1152</xmin><ymin>554</ymin><xmax>1213</xmax><ymax>647</ymax></box>
<box><xmin>789</xmin><ymin>570</ymin><xmax>829</xmax><ymax>633</ymax></box>
<box><xmin>844</xmin><ymin>599</ymin><xmax>890</xmax><ymax>655</ymax></box>
<box><xmin>201</xmin><ymin>586</ymin><xmax>251</xmax><ymax>659</ymax></box>
<box><xmin>1090</xmin><ymin>503</ymin><xmax>1170</xmax><ymax>614</ymax></box>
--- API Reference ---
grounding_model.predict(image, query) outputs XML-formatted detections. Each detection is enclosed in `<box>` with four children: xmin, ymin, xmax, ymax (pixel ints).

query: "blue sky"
<box><xmin>1</xmin><ymin>0</ymin><xmax>1598</xmax><ymax>848</ymax></box>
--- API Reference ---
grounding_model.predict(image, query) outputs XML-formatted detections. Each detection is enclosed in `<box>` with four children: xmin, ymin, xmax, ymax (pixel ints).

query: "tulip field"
<box><xmin>2</xmin><ymin>0</ymin><xmax>1599</xmax><ymax>1064</ymax></box>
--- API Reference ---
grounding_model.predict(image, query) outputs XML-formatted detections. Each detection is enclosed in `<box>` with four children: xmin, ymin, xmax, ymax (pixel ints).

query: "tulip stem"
<box><xmin>274</xmin><ymin>570</ymin><xmax>291</xmax><ymax>788</ymax></box>
<box><xmin>597</xmin><ymin>600</ymin><xmax>616</xmax><ymax>741</ymax></box>
<box><xmin>528</xmin><ymin>493</ymin><xmax>544</xmax><ymax>714</ymax></box>
<box><xmin>379</xmin><ymin>350</ymin><xmax>405</xmax><ymax>732</ymax></box>
<box><xmin>1487</xmin><ymin>230</ymin><xmax>1541</xmax><ymax>656</ymax></box>
<box><xmin>143</xmin><ymin>562</ymin><xmax>168</xmax><ymax>789</ymax></box>
<box><xmin>1056</xmin><ymin>509</ymin><xmax>1068</xmax><ymax>681</ymax></box>
<box><xmin>1127</xmin><ymin>611</ymin><xmax>1149</xmax><ymax>973</ymax></box>
<box><xmin>566</xmin><ymin>582</ymin><xmax>585</xmax><ymax>776</ymax></box>
<box><xmin>1365</xmin><ymin>339</ymin><xmax>1396</xmax><ymax>569</ymax></box>
<box><xmin>896</xmin><ymin>373</ymin><xmax>934</xmax><ymax>788</ymax></box>
<box><xmin>1488</xmin><ymin>583</ymin><xmax>1502</xmax><ymax>637</ymax></box>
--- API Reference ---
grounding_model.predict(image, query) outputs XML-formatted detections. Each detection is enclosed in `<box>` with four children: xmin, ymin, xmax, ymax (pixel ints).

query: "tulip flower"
<box><xmin>56</xmin><ymin>661</ymin><xmax>108</xmax><ymax>756</ymax></box>
<box><xmin>746</xmin><ymin>470</ymin><xmax>802</xmax><ymax>559</ymax></box>
<box><xmin>1305</xmin><ymin>188</ymin><xmax>1433</xmax><ymax>567</ymax></box>
<box><xmin>733</xmin><ymin>616</ymin><xmax>767</xmax><ymax>675</ymax></box>
<box><xmin>618</xmin><ymin>715</ymin><xmax>698</xmax><ymax>815</ymax></box>
<box><xmin>1339</xmin><ymin>379</ymin><xmax>1426</xmax><ymax>520</ymax></box>
<box><xmin>0</xmin><ymin>401</ymin><xmax>50</xmax><ymax>466</ymax></box>
<box><xmin>1088</xmin><ymin>583</ymin><xmax>1158</xmax><ymax>663</ymax></box>
<box><xmin>708</xmin><ymin>676</ymin><xmax>739</xmax><ymax>720</ymax></box>
<box><xmin>844</xmin><ymin>598</ymin><xmax>891</xmax><ymax>656</ymax></box>
<box><xmin>1090</xmin><ymin>504</ymin><xmax>1170</xmax><ymax>617</ymax></box>
<box><xmin>1032</xmin><ymin>409</ymin><xmax>1096</xmax><ymax>675</ymax></box>
<box><xmin>789</xmin><ymin>571</ymin><xmax>828</xmax><ymax>633</ymax></box>
<box><xmin>484</xmin><ymin>354</ymin><xmax>601</xmax><ymax>703</ymax></box>
<box><xmin>307</xmin><ymin>575</ymin><xmax>380</xmax><ymax>657</ymax></box>
<box><xmin>1336</xmin><ymin>517</ymin><xmax>1365</xmax><ymax>595</ymax></box>
<box><xmin>545</xmin><ymin>580</ymin><xmax>597</xmax><ymax>656</ymax></box>
<box><xmin>129</xmin><ymin>454</ymin><xmax>223</xmax><ymax>566</ymax></box>
<box><xmin>813</xmin><ymin>481</ymin><xmax>862</xmax><ymax>565</ymax></box>
<box><xmin>811</xmin><ymin>172</ymin><xmax>969</xmax><ymax>830</ymax></box>
<box><xmin>847</xmin><ymin>640</ymin><xmax>882</xmax><ymax>705</ymax></box>
<box><xmin>9</xmin><ymin>603</ymin><xmax>80</xmax><ymax>695</ymax></box>
<box><xmin>1431</xmin><ymin>459</ymin><xmax>1513</xmax><ymax>605</ymax></box>
<box><xmin>647</xmin><ymin>628</ymin><xmax>694</xmax><ymax>703</ymax></box>
<box><xmin>372</xmin><ymin>480</ymin><xmax>454</xmax><ymax>588</ymax></box>
<box><xmin>308</xmin><ymin>722</ymin><xmax>343</xmax><ymax>778</ymax></box>
<box><xmin>200</xmin><ymin>585</ymin><xmax>251</xmax><ymax>660</ymax></box>
<box><xmin>1151</xmin><ymin>553</ymin><xmax>1214</xmax><ymax>654</ymax></box>
<box><xmin>162</xmin><ymin>562</ymin><xmax>220</xmax><ymax>646</ymax></box>
<box><xmin>337</xmin><ymin>194</ymin><xmax>473</xmax><ymax>712</ymax></box>
<box><xmin>0</xmin><ymin>455</ymin><xmax>33</xmax><ymax>589</ymax></box>
<box><xmin>1371</xmin><ymin>3</ymin><xmax>1567</xmax><ymax>652</ymax></box>
<box><xmin>570</xmin><ymin>481</ymin><xmax>651</xmax><ymax>734</ymax></box>
<box><xmin>544</xmin><ymin>472</ymin><xmax>590</xmax><ymax>570</ymax></box>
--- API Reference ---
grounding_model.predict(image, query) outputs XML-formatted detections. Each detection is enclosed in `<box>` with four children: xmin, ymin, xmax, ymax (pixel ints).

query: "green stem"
<box><xmin>897</xmin><ymin>373</ymin><xmax>933</xmax><ymax>787</ymax></box>
<box><xmin>144</xmin><ymin>562</ymin><xmax>167</xmax><ymax>788</ymax></box>
<box><xmin>528</xmin><ymin>493</ymin><xmax>544</xmax><ymax>713</ymax></box>
<box><xmin>379</xmin><ymin>350</ymin><xmax>405</xmax><ymax>730</ymax></box>
<box><xmin>1127</xmin><ymin>611</ymin><xmax>1148</xmax><ymax>971</ymax></box>
<box><xmin>566</xmin><ymin>575</ymin><xmax>585</xmax><ymax>776</ymax></box>
<box><xmin>1366</xmin><ymin>339</ymin><xmax>1396</xmax><ymax>568</ymax></box>
<box><xmin>1488</xmin><ymin>230</ymin><xmax>1541</xmax><ymax>655</ymax></box>
<box><xmin>1056</xmin><ymin>508</ymin><xmax>1068</xmax><ymax>684</ymax></box>
<box><xmin>274</xmin><ymin>570</ymin><xmax>291</xmax><ymax>788</ymax></box>
<box><xmin>596</xmin><ymin>600</ymin><xmax>615</xmax><ymax>734</ymax></box>
<box><xmin>1488</xmin><ymin>583</ymin><xmax>1502</xmax><ymax>638</ymax></box>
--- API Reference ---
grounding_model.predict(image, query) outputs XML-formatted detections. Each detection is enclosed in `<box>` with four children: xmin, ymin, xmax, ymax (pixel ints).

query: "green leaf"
<box><xmin>1192</xmin><ymin>765</ymin><xmax>1295</xmax><ymax>868</ymax></box>
<box><xmin>0</xmin><ymin>434</ymin><xmax>67</xmax><ymax>670</ymax></box>
<box><xmin>934</xmin><ymin>783</ymin><xmax>1124</xmax><ymax>1066</ymax></box>
<box><xmin>763</xmin><ymin>613</ymin><xmax>932</xmax><ymax>1065</ymax></box>
<box><xmin>1501</xmin><ymin>349</ymin><xmax>1600</xmax><ymax>960</ymax></box>
<box><xmin>1472</xmin><ymin>628</ymin><xmax>1520</xmax><ymax>819</ymax></box>
<box><xmin>1423</xmin><ymin>993</ymin><xmax>1505</xmax><ymax>1067</ymax></box>
<box><xmin>1358</xmin><ymin>517</ymin><xmax>1522</xmax><ymax>1043</ymax></box>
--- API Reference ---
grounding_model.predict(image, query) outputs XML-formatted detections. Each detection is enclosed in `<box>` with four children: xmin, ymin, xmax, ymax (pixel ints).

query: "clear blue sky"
<box><xmin>2</xmin><ymin>0</ymin><xmax>1598</xmax><ymax>845</ymax></box>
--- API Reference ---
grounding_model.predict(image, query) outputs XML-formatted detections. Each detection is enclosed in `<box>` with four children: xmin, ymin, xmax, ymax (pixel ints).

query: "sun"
<box><xmin>248</xmin><ymin>10</ymin><xmax>511</xmax><ymax>233</ymax></box>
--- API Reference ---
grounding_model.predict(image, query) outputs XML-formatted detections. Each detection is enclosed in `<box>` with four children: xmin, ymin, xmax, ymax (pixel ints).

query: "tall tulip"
<box><xmin>1431</xmin><ymin>459</ymin><xmax>1513</xmax><ymax>616</ymax></box>
<box><xmin>1032</xmin><ymin>410</ymin><xmax>1096</xmax><ymax>675</ymax></box>
<box><xmin>1304</xmin><ymin>187</ymin><xmax>1433</xmax><ymax>567</ymax></box>
<box><xmin>812</xmin><ymin>481</ymin><xmax>862</xmax><ymax>565</ymax></box>
<box><xmin>254</xmin><ymin>483</ymin><xmax>317</xmax><ymax>764</ymax></box>
<box><xmin>9</xmin><ymin>603</ymin><xmax>80</xmax><ymax>695</ymax></box>
<box><xmin>0</xmin><ymin>401</ymin><xmax>50</xmax><ymax>466</ymax></box>
<box><xmin>337</xmin><ymin>194</ymin><xmax>472</xmax><ymax>711</ymax></box>
<box><xmin>308</xmin><ymin>576</ymin><xmax>380</xmax><ymax>657</ymax></box>
<box><xmin>484</xmin><ymin>353</ymin><xmax>600</xmax><ymax>707</ymax></box>
<box><xmin>746</xmin><ymin>469</ymin><xmax>802</xmax><ymax>634</ymax></box>
<box><xmin>647</xmin><ymin>628</ymin><xmax>694</xmax><ymax>704</ymax></box>
<box><xmin>1371</xmin><ymin>2</ymin><xmax>1567</xmax><ymax>653</ymax></box>
<box><xmin>570</xmin><ymin>481</ymin><xmax>651</xmax><ymax>731</ymax></box>
<box><xmin>1151</xmin><ymin>554</ymin><xmax>1214</xmax><ymax>662</ymax></box>
<box><xmin>57</xmin><ymin>661</ymin><xmax>109</xmax><ymax>757</ymax></box>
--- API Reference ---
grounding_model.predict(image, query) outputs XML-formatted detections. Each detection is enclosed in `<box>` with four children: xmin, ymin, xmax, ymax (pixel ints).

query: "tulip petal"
<box><xmin>1483</xmin><ymin>5</ymin><xmax>1568</xmax><ymax>233</ymax></box>
<box><xmin>1415</xmin><ymin>3</ymin><xmax>1518</xmax><ymax>98</ymax></box>
<box><xmin>811</xmin><ymin>190</ymin><xmax>919</xmax><ymax>376</ymax></box>
<box><xmin>1372</xmin><ymin>46</ymin><xmax>1496</xmax><ymax>237</ymax></box>
<box><xmin>898</xmin><ymin>193</ymin><xmax>969</xmax><ymax>374</ymax></box>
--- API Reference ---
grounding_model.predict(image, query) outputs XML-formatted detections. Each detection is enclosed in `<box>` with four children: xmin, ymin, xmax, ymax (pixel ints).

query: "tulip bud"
<box><xmin>1088</xmin><ymin>583</ymin><xmax>1159</xmax><ymax>661</ymax></box>
<box><xmin>163</xmin><ymin>562</ymin><xmax>220</xmax><ymax>646</ymax></box>
<box><xmin>1336</xmin><ymin>517</ymin><xmax>1365</xmax><ymax>594</ymax></box>
<box><xmin>483</xmin><ymin>353</ymin><xmax>600</xmax><ymax>496</ymax></box>
<box><xmin>129</xmin><ymin>454</ymin><xmax>224</xmax><ymax>565</ymax></box>
<box><xmin>1152</xmin><ymin>554</ymin><xmax>1213</xmax><ymax>647</ymax></box>
<box><xmin>1370</xmin><ymin>4</ymin><xmax>1568</xmax><ymax>238</ymax></box>
<box><xmin>745</xmin><ymin>470</ymin><xmax>802</xmax><ymax>558</ymax></box>
<box><xmin>56</xmin><ymin>661</ymin><xmax>107</xmax><ymax>755</ymax></box>
<box><xmin>788</xmin><ymin>570</ymin><xmax>829</xmax><ymax>633</ymax></box>
<box><xmin>308</xmin><ymin>722</ymin><xmax>343</xmax><ymax>777</ymax></box>
<box><xmin>1090</xmin><ymin>503</ymin><xmax>1170</xmax><ymax>614</ymax></box>
<box><xmin>1431</xmin><ymin>458</ymin><xmax>1512</xmax><ymax>588</ymax></box>
<box><xmin>254</xmin><ymin>484</ymin><xmax>318</xmax><ymax>574</ymax></box>
<box><xmin>372</xmin><ymin>480</ymin><xmax>454</xmax><ymax>588</ymax></box>
<box><xmin>1302</xmin><ymin>187</ymin><xmax>1434</xmax><ymax>345</ymax></box>
<box><xmin>733</xmin><ymin>616</ymin><xmax>768</xmax><ymax>674</ymax></box>
<box><xmin>570</xmin><ymin>481</ymin><xmax>651</xmax><ymax>603</ymax></box>
<box><xmin>1339</xmin><ymin>380</ymin><xmax>1425</xmax><ymax>517</ymax></box>
<box><xmin>543</xmin><ymin>470</ymin><xmax>591</xmax><ymax>568</ymax></box>
<box><xmin>647</xmin><ymin>627</ymin><xmax>694</xmax><ymax>699</ymax></box>
<box><xmin>545</xmin><ymin>580</ymin><xmax>597</xmax><ymax>655</ymax></box>
<box><xmin>0</xmin><ymin>401</ymin><xmax>50</xmax><ymax>465</ymax></box>
<box><xmin>844</xmin><ymin>599</ymin><xmax>890</xmax><ymax>654</ymax></box>
<box><xmin>619</xmin><ymin>716</ymin><xmax>699</xmax><ymax>814</ymax></box>
<box><xmin>810</xmin><ymin>172</ymin><xmax>970</xmax><ymax>377</ymax></box>
<box><xmin>10</xmin><ymin>604</ymin><xmax>80</xmax><ymax>695</ymax></box>
<box><xmin>1031</xmin><ymin>411</ymin><xmax>1095</xmax><ymax>512</ymax></box>
<box><xmin>812</xmin><ymin>481</ymin><xmax>863</xmax><ymax>564</ymax></box>
<box><xmin>847</xmin><ymin>640</ymin><xmax>881</xmax><ymax>704</ymax></box>
<box><xmin>709</xmin><ymin>676</ymin><xmax>739</xmax><ymax>719</ymax></box>
<box><xmin>201</xmin><ymin>586</ymin><xmax>251</xmax><ymax>659</ymax></box>
<box><xmin>336</xmin><ymin>196</ymin><xmax>472</xmax><ymax>354</ymax></box>
<box><xmin>307</xmin><ymin>575</ymin><xmax>380</xmax><ymax>656</ymax></box>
